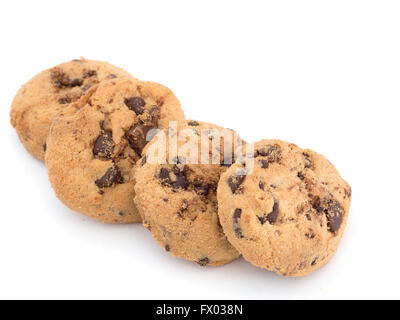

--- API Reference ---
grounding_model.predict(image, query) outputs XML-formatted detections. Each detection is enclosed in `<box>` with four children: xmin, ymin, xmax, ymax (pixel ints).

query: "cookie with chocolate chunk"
<box><xmin>217</xmin><ymin>139</ymin><xmax>351</xmax><ymax>276</ymax></box>
<box><xmin>45</xmin><ymin>78</ymin><xmax>185</xmax><ymax>223</ymax></box>
<box><xmin>10</xmin><ymin>58</ymin><xmax>135</xmax><ymax>161</ymax></box>
<box><xmin>133</xmin><ymin>120</ymin><xmax>243</xmax><ymax>266</ymax></box>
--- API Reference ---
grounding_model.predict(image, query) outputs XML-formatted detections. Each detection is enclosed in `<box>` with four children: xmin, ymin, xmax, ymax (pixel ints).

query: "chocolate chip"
<box><xmin>70</xmin><ymin>78</ymin><xmax>83</xmax><ymax>87</ymax></box>
<box><xmin>305</xmin><ymin>213</ymin><xmax>312</xmax><ymax>221</ymax></box>
<box><xmin>158</xmin><ymin>166</ymin><xmax>189</xmax><ymax>190</ymax></box>
<box><xmin>311</xmin><ymin>257</ymin><xmax>318</xmax><ymax>266</ymax></box>
<box><xmin>326</xmin><ymin>200</ymin><xmax>344</xmax><ymax>232</ymax></box>
<box><xmin>193</xmin><ymin>180</ymin><xmax>211</xmax><ymax>196</ymax></box>
<box><xmin>98</xmin><ymin>190</ymin><xmax>104</xmax><ymax>195</ymax></box>
<box><xmin>305</xmin><ymin>230</ymin><xmax>315</xmax><ymax>239</ymax></box>
<box><xmin>158</xmin><ymin>168</ymin><xmax>172</xmax><ymax>184</ymax></box>
<box><xmin>228</xmin><ymin>174</ymin><xmax>246</xmax><ymax>194</ymax></box>
<box><xmin>172</xmin><ymin>166</ymin><xmax>189</xmax><ymax>190</ymax></box>
<box><xmin>345</xmin><ymin>188</ymin><xmax>352</xmax><ymax>198</ymax></box>
<box><xmin>233</xmin><ymin>208</ymin><xmax>244</xmax><ymax>238</ymax></box>
<box><xmin>303</xmin><ymin>152</ymin><xmax>312</xmax><ymax>169</ymax></box>
<box><xmin>51</xmin><ymin>70</ymin><xmax>71</xmax><ymax>88</ymax></box>
<box><xmin>165</xmin><ymin>245</ymin><xmax>170</xmax><ymax>252</ymax></box>
<box><xmin>188</xmin><ymin>121</ymin><xmax>199</xmax><ymax>126</ymax></box>
<box><xmin>257</xmin><ymin>200</ymin><xmax>279</xmax><ymax>225</ymax></box>
<box><xmin>163</xmin><ymin>198</ymin><xmax>169</xmax><ymax>202</ymax></box>
<box><xmin>256</xmin><ymin>145</ymin><xmax>281</xmax><ymax>169</ymax></box>
<box><xmin>125</xmin><ymin>124</ymin><xmax>154</xmax><ymax>155</ymax></box>
<box><xmin>298</xmin><ymin>172</ymin><xmax>305</xmax><ymax>180</ymax></box>
<box><xmin>93</xmin><ymin>130</ymin><xmax>115</xmax><ymax>159</ymax></box>
<box><xmin>260</xmin><ymin>160</ymin><xmax>269</xmax><ymax>169</ymax></box>
<box><xmin>197</xmin><ymin>257</ymin><xmax>210</xmax><ymax>266</ymax></box>
<box><xmin>107</xmin><ymin>74</ymin><xmax>118</xmax><ymax>79</ymax></box>
<box><xmin>118</xmin><ymin>211</ymin><xmax>125</xmax><ymax>216</ymax></box>
<box><xmin>95</xmin><ymin>166</ymin><xmax>123</xmax><ymax>188</ymax></box>
<box><xmin>43</xmin><ymin>144</ymin><xmax>47</xmax><ymax>152</ymax></box>
<box><xmin>124</xmin><ymin>97</ymin><xmax>146</xmax><ymax>115</ymax></box>
<box><xmin>147</xmin><ymin>106</ymin><xmax>161</xmax><ymax>125</ymax></box>
<box><xmin>311</xmin><ymin>197</ymin><xmax>344</xmax><ymax>232</ymax></box>
<box><xmin>58</xmin><ymin>97</ymin><xmax>71</xmax><ymax>104</ymax></box>
<box><xmin>83</xmin><ymin>70</ymin><xmax>97</xmax><ymax>78</ymax></box>
<box><xmin>259</xmin><ymin>181</ymin><xmax>265</xmax><ymax>190</ymax></box>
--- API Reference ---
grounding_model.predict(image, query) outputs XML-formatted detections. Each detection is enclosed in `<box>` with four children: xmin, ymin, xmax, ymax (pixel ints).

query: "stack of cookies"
<box><xmin>10</xmin><ymin>58</ymin><xmax>351</xmax><ymax>277</ymax></box>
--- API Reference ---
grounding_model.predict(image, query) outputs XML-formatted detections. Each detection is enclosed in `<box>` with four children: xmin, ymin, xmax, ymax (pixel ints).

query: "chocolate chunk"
<box><xmin>259</xmin><ymin>181</ymin><xmax>265</xmax><ymax>190</ymax></box>
<box><xmin>257</xmin><ymin>200</ymin><xmax>279</xmax><ymax>225</ymax></box>
<box><xmin>95</xmin><ymin>166</ymin><xmax>123</xmax><ymax>188</ymax></box>
<box><xmin>228</xmin><ymin>174</ymin><xmax>246</xmax><ymax>194</ymax></box>
<box><xmin>58</xmin><ymin>97</ymin><xmax>71</xmax><ymax>104</ymax></box>
<box><xmin>125</xmin><ymin>124</ymin><xmax>154</xmax><ymax>155</ymax></box>
<box><xmin>193</xmin><ymin>180</ymin><xmax>210</xmax><ymax>196</ymax></box>
<box><xmin>233</xmin><ymin>208</ymin><xmax>244</xmax><ymax>238</ymax></box>
<box><xmin>188</xmin><ymin>121</ymin><xmax>199</xmax><ymax>126</ymax></box>
<box><xmin>93</xmin><ymin>130</ymin><xmax>115</xmax><ymax>159</ymax></box>
<box><xmin>197</xmin><ymin>257</ymin><xmax>210</xmax><ymax>266</ymax></box>
<box><xmin>124</xmin><ymin>97</ymin><xmax>146</xmax><ymax>115</ymax></box>
<box><xmin>43</xmin><ymin>144</ymin><xmax>47</xmax><ymax>152</ymax></box>
<box><xmin>165</xmin><ymin>245</ymin><xmax>170</xmax><ymax>252</ymax></box>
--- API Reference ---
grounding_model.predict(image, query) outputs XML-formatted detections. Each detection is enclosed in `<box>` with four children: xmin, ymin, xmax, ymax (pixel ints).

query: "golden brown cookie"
<box><xmin>45</xmin><ymin>78</ymin><xmax>185</xmax><ymax>223</ymax></box>
<box><xmin>217</xmin><ymin>139</ymin><xmax>351</xmax><ymax>276</ymax></box>
<box><xmin>134</xmin><ymin>120</ymin><xmax>244</xmax><ymax>266</ymax></box>
<box><xmin>10</xmin><ymin>58</ymin><xmax>135</xmax><ymax>161</ymax></box>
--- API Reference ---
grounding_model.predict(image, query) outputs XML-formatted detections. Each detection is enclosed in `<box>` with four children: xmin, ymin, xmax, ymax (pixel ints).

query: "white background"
<box><xmin>1</xmin><ymin>0</ymin><xmax>399</xmax><ymax>300</ymax></box>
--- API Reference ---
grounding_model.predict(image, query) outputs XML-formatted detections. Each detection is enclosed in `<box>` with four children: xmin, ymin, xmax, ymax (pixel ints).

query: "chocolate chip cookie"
<box><xmin>45</xmin><ymin>78</ymin><xmax>185</xmax><ymax>223</ymax></box>
<box><xmin>10</xmin><ymin>58</ymin><xmax>135</xmax><ymax>161</ymax></box>
<box><xmin>134</xmin><ymin>120</ymin><xmax>244</xmax><ymax>266</ymax></box>
<box><xmin>217</xmin><ymin>139</ymin><xmax>351</xmax><ymax>276</ymax></box>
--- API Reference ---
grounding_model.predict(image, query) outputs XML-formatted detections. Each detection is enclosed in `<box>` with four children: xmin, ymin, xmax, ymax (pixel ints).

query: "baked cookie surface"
<box><xmin>134</xmin><ymin>120</ymin><xmax>243</xmax><ymax>266</ymax></box>
<box><xmin>45</xmin><ymin>78</ymin><xmax>185</xmax><ymax>223</ymax></box>
<box><xmin>217</xmin><ymin>139</ymin><xmax>351</xmax><ymax>276</ymax></box>
<box><xmin>10</xmin><ymin>58</ymin><xmax>135</xmax><ymax>161</ymax></box>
